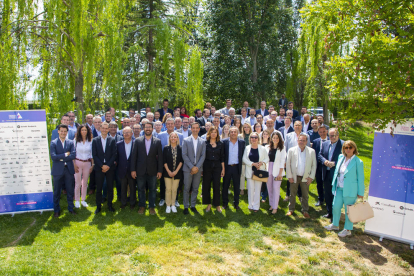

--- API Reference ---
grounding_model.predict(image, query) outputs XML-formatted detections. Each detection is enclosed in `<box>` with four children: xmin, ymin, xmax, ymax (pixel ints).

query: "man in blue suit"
<box><xmin>51</xmin><ymin>115</ymin><xmax>75</xmax><ymax>141</ymax></box>
<box><xmin>157</xmin><ymin>99</ymin><xmax>174</xmax><ymax>119</ymax></box>
<box><xmin>278</xmin><ymin>116</ymin><xmax>294</xmax><ymax>140</ymax></box>
<box><xmin>311</xmin><ymin>125</ymin><xmax>329</xmax><ymax>206</ymax></box>
<box><xmin>116</xmin><ymin>127</ymin><xmax>135</xmax><ymax>209</ymax></box>
<box><xmin>222</xmin><ymin>126</ymin><xmax>246</xmax><ymax>210</ymax></box>
<box><xmin>318</xmin><ymin>128</ymin><xmax>343</xmax><ymax>221</ymax></box>
<box><xmin>256</xmin><ymin>101</ymin><xmax>269</xmax><ymax>117</ymax></box>
<box><xmin>50</xmin><ymin>124</ymin><xmax>76</xmax><ymax>217</ymax></box>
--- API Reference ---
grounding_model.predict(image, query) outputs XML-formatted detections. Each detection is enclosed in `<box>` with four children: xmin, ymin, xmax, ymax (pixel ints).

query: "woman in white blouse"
<box><xmin>324</xmin><ymin>140</ymin><xmax>364</xmax><ymax>237</ymax></box>
<box><xmin>73</xmin><ymin>124</ymin><xmax>94</xmax><ymax>208</ymax></box>
<box><xmin>265</xmin><ymin>132</ymin><xmax>286</xmax><ymax>214</ymax></box>
<box><xmin>242</xmin><ymin>132</ymin><xmax>269</xmax><ymax>212</ymax></box>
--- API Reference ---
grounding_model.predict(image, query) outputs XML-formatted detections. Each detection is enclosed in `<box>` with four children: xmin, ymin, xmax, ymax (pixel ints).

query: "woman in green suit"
<box><xmin>324</xmin><ymin>140</ymin><xmax>364</xmax><ymax>237</ymax></box>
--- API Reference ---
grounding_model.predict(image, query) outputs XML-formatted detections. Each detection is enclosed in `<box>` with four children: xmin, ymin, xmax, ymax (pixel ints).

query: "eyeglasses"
<box><xmin>344</xmin><ymin>146</ymin><xmax>353</xmax><ymax>150</ymax></box>
<box><xmin>251</xmin><ymin>137</ymin><xmax>258</xmax><ymax>139</ymax></box>
<box><xmin>329</xmin><ymin>135</ymin><xmax>337</xmax><ymax>137</ymax></box>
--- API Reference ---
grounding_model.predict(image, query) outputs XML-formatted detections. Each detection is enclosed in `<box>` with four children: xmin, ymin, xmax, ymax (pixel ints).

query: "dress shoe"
<box><xmin>54</xmin><ymin>212</ymin><xmax>60</xmax><ymax>218</ymax></box>
<box><xmin>322</xmin><ymin>213</ymin><xmax>332</xmax><ymax>219</ymax></box>
<box><xmin>222</xmin><ymin>205</ymin><xmax>228</xmax><ymax>210</ymax></box>
<box><xmin>303</xmin><ymin>212</ymin><xmax>310</xmax><ymax>218</ymax></box>
<box><xmin>286</xmin><ymin>211</ymin><xmax>294</xmax><ymax>216</ymax></box>
<box><xmin>315</xmin><ymin>200</ymin><xmax>323</xmax><ymax>206</ymax></box>
<box><xmin>149</xmin><ymin>208</ymin><xmax>156</xmax><ymax>215</ymax></box>
<box><xmin>130</xmin><ymin>205</ymin><xmax>135</xmax><ymax>210</ymax></box>
<box><xmin>138</xmin><ymin>207</ymin><xmax>145</xmax><ymax>214</ymax></box>
<box><xmin>88</xmin><ymin>189</ymin><xmax>95</xmax><ymax>195</ymax></box>
<box><xmin>69</xmin><ymin>210</ymin><xmax>77</xmax><ymax>215</ymax></box>
<box><xmin>108</xmin><ymin>206</ymin><xmax>115</xmax><ymax>212</ymax></box>
<box><xmin>234</xmin><ymin>205</ymin><xmax>240</xmax><ymax>210</ymax></box>
<box><xmin>102</xmin><ymin>198</ymin><xmax>107</xmax><ymax>203</ymax></box>
<box><xmin>183</xmin><ymin>208</ymin><xmax>189</xmax><ymax>215</ymax></box>
<box><xmin>95</xmin><ymin>207</ymin><xmax>101</xmax><ymax>214</ymax></box>
<box><xmin>190</xmin><ymin>207</ymin><xmax>199</xmax><ymax>214</ymax></box>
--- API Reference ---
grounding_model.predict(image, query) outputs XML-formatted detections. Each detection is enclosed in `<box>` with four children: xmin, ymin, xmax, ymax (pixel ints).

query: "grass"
<box><xmin>0</xmin><ymin>122</ymin><xmax>413</xmax><ymax>275</ymax></box>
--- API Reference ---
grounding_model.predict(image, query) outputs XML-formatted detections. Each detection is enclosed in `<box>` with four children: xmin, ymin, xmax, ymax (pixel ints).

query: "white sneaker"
<box><xmin>171</xmin><ymin>206</ymin><xmax>177</xmax><ymax>213</ymax></box>
<box><xmin>81</xmin><ymin>201</ymin><xmax>88</xmax><ymax>207</ymax></box>
<box><xmin>74</xmin><ymin>201</ymin><xmax>80</xmax><ymax>208</ymax></box>
<box><xmin>324</xmin><ymin>223</ymin><xmax>339</xmax><ymax>231</ymax></box>
<box><xmin>338</xmin><ymin>229</ymin><xmax>352</xmax><ymax>237</ymax></box>
<box><xmin>159</xmin><ymin>199</ymin><xmax>165</xmax><ymax>206</ymax></box>
<box><xmin>166</xmin><ymin>206</ymin><xmax>171</xmax><ymax>213</ymax></box>
<box><xmin>175</xmin><ymin>200</ymin><xmax>180</xmax><ymax>207</ymax></box>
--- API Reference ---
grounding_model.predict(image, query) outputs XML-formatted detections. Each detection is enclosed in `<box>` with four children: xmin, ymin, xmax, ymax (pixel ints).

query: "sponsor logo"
<box><xmin>400</xmin><ymin>206</ymin><xmax>414</xmax><ymax>212</ymax></box>
<box><xmin>8</xmin><ymin>113</ymin><xmax>22</xmax><ymax>120</ymax></box>
<box><xmin>393</xmin><ymin>210</ymin><xmax>406</xmax><ymax>215</ymax></box>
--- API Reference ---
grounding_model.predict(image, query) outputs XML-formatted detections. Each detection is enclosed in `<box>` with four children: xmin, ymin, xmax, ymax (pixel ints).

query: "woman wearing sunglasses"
<box><xmin>324</xmin><ymin>140</ymin><xmax>365</xmax><ymax>237</ymax></box>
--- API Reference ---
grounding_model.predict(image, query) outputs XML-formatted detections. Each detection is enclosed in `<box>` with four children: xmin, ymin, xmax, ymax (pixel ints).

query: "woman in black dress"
<box><xmin>202</xmin><ymin>126</ymin><xmax>225</xmax><ymax>213</ymax></box>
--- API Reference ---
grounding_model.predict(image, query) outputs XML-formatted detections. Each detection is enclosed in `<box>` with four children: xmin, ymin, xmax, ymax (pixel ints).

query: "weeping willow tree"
<box><xmin>1</xmin><ymin>0</ymin><xmax>130</xmax><ymax>123</ymax></box>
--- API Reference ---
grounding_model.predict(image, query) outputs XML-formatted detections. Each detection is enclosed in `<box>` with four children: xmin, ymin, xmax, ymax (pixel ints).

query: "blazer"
<box><xmin>197</xmin><ymin>117</ymin><xmax>212</xmax><ymax>136</ymax></box>
<box><xmin>318</xmin><ymin>139</ymin><xmax>344</xmax><ymax>181</ymax></box>
<box><xmin>51</xmin><ymin>128</ymin><xmax>75</xmax><ymax>141</ymax></box>
<box><xmin>256</xmin><ymin>109</ymin><xmax>269</xmax><ymax>117</ymax></box>
<box><xmin>265</xmin><ymin>145</ymin><xmax>286</xmax><ymax>177</ymax></box>
<box><xmin>278</xmin><ymin>98</ymin><xmax>288</xmax><ymax>108</ymax></box>
<box><xmin>242</xmin><ymin>145</ymin><xmax>269</xmax><ymax>179</ymax></box>
<box><xmin>116</xmin><ymin>138</ymin><xmax>135</xmax><ymax>179</ymax></box>
<box><xmin>222</xmin><ymin>138</ymin><xmax>245</xmax><ymax>173</ymax></box>
<box><xmin>332</xmin><ymin>154</ymin><xmax>364</xmax><ymax>198</ymax></box>
<box><xmin>311</xmin><ymin>137</ymin><xmax>329</xmax><ymax>165</ymax></box>
<box><xmin>182</xmin><ymin>136</ymin><xmax>206</xmax><ymax>172</ymax></box>
<box><xmin>92</xmin><ymin>128</ymin><xmax>100</xmax><ymax>138</ymax></box>
<box><xmin>278</xmin><ymin>126</ymin><xmax>294</xmax><ymax>140</ymax></box>
<box><xmin>157</xmin><ymin>107</ymin><xmax>173</xmax><ymax>119</ymax></box>
<box><xmin>286</xmin><ymin>146</ymin><xmax>317</xmax><ymax>183</ymax></box>
<box><xmin>109</xmin><ymin>134</ymin><xmax>123</xmax><ymax>143</ymax></box>
<box><xmin>130</xmin><ymin>136</ymin><xmax>163</xmax><ymax>176</ymax></box>
<box><xmin>302</xmin><ymin>121</ymin><xmax>311</xmax><ymax>133</ymax></box>
<box><xmin>92</xmin><ymin>136</ymin><xmax>117</xmax><ymax>171</ymax></box>
<box><xmin>50</xmin><ymin>138</ymin><xmax>76</xmax><ymax>176</ymax></box>
<box><xmin>176</xmin><ymin>128</ymin><xmax>192</xmax><ymax>137</ymax></box>
<box><xmin>284</xmin><ymin>132</ymin><xmax>311</xmax><ymax>154</ymax></box>
<box><xmin>162</xmin><ymin>145</ymin><xmax>184</xmax><ymax>179</ymax></box>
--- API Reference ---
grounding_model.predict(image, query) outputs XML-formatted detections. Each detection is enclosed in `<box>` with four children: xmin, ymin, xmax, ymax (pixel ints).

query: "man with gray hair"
<box><xmin>146</xmin><ymin>112</ymin><xmax>154</xmax><ymax>123</ymax></box>
<box><xmin>256</xmin><ymin>101</ymin><xmax>269</xmax><ymax>117</ymax></box>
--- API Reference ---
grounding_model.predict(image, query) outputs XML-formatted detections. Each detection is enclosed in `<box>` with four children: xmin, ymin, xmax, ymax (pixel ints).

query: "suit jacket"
<box><xmin>242</xmin><ymin>145</ymin><xmax>269</xmax><ymax>179</ymax></box>
<box><xmin>284</xmin><ymin>132</ymin><xmax>310</xmax><ymax>153</ymax></box>
<box><xmin>157</xmin><ymin>131</ymin><xmax>184</xmax><ymax>149</ymax></box>
<box><xmin>278</xmin><ymin>126</ymin><xmax>294</xmax><ymax>140</ymax></box>
<box><xmin>182</xmin><ymin>136</ymin><xmax>206</xmax><ymax>172</ymax></box>
<box><xmin>275</xmin><ymin>121</ymin><xmax>284</xmax><ymax>130</ymax></box>
<box><xmin>176</xmin><ymin>128</ymin><xmax>192</xmax><ymax>137</ymax></box>
<box><xmin>256</xmin><ymin>109</ymin><xmax>269</xmax><ymax>117</ymax></box>
<box><xmin>130</xmin><ymin>136</ymin><xmax>163</xmax><ymax>176</ymax></box>
<box><xmin>265</xmin><ymin>145</ymin><xmax>286</xmax><ymax>177</ymax></box>
<box><xmin>51</xmin><ymin>128</ymin><xmax>75</xmax><ymax>141</ymax></box>
<box><xmin>302</xmin><ymin>121</ymin><xmax>311</xmax><ymax>133</ymax></box>
<box><xmin>278</xmin><ymin>98</ymin><xmax>288</xmax><ymax>108</ymax></box>
<box><xmin>50</xmin><ymin>138</ymin><xmax>76</xmax><ymax>176</ymax></box>
<box><xmin>116</xmin><ymin>138</ymin><xmax>135</xmax><ymax>179</ymax></box>
<box><xmin>286</xmin><ymin>146</ymin><xmax>317</xmax><ymax>183</ymax></box>
<box><xmin>311</xmin><ymin>137</ymin><xmax>329</xmax><ymax>166</ymax></box>
<box><xmin>157</xmin><ymin>108</ymin><xmax>173</xmax><ymax>119</ymax></box>
<box><xmin>92</xmin><ymin>136</ymin><xmax>117</xmax><ymax>171</ymax></box>
<box><xmin>222</xmin><ymin>138</ymin><xmax>246</xmax><ymax>173</ymax></box>
<box><xmin>162</xmin><ymin>145</ymin><xmax>184</xmax><ymax>179</ymax></box>
<box><xmin>92</xmin><ymin>128</ymin><xmax>100</xmax><ymax>138</ymax></box>
<box><xmin>307</xmin><ymin>129</ymin><xmax>321</xmax><ymax>144</ymax></box>
<box><xmin>318</xmin><ymin>139</ymin><xmax>344</xmax><ymax>181</ymax></box>
<box><xmin>332</xmin><ymin>154</ymin><xmax>364</xmax><ymax>197</ymax></box>
<box><xmin>109</xmin><ymin>134</ymin><xmax>123</xmax><ymax>143</ymax></box>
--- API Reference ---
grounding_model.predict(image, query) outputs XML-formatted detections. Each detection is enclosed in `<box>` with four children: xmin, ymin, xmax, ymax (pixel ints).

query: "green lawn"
<box><xmin>0</xmin><ymin>122</ymin><xmax>413</xmax><ymax>275</ymax></box>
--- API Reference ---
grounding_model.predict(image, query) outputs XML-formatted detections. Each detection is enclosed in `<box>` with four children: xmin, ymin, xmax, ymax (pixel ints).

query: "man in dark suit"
<box><xmin>256</xmin><ymin>101</ymin><xmax>269</xmax><ymax>117</ymax></box>
<box><xmin>278</xmin><ymin>116</ymin><xmax>294</xmax><ymax>140</ymax></box>
<box><xmin>92</xmin><ymin>121</ymin><xmax>117</xmax><ymax>214</ymax></box>
<box><xmin>287</xmin><ymin>102</ymin><xmax>299</xmax><ymax>119</ymax></box>
<box><xmin>318</xmin><ymin>128</ymin><xmax>343</xmax><ymax>221</ymax></box>
<box><xmin>278</xmin><ymin>94</ymin><xmax>288</xmax><ymax>109</ymax></box>
<box><xmin>311</xmin><ymin>125</ymin><xmax>329</xmax><ymax>206</ymax></box>
<box><xmin>51</xmin><ymin>115</ymin><xmax>76</xmax><ymax>141</ymax></box>
<box><xmin>197</xmin><ymin>108</ymin><xmax>212</xmax><ymax>136</ymax></box>
<box><xmin>92</xmin><ymin>116</ymin><xmax>102</xmax><ymax>138</ymax></box>
<box><xmin>131</xmin><ymin>122</ymin><xmax>163</xmax><ymax>215</ymax></box>
<box><xmin>157</xmin><ymin>99</ymin><xmax>173</xmax><ymax>119</ymax></box>
<box><xmin>116</xmin><ymin>127</ymin><xmax>135</xmax><ymax>209</ymax></box>
<box><xmin>307</xmin><ymin>119</ymin><xmax>320</xmax><ymax>144</ymax></box>
<box><xmin>222</xmin><ymin>126</ymin><xmax>246</xmax><ymax>209</ymax></box>
<box><xmin>50</xmin><ymin>124</ymin><xmax>76</xmax><ymax>217</ymax></box>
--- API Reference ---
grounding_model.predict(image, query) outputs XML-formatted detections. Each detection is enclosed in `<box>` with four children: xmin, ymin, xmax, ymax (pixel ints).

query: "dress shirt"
<box><xmin>303</xmin><ymin>121</ymin><xmax>310</xmax><ymax>133</ymax></box>
<box><xmin>145</xmin><ymin>136</ymin><xmax>152</xmax><ymax>155</ymax></box>
<box><xmin>249</xmin><ymin>117</ymin><xmax>256</xmax><ymax>126</ymax></box>
<box><xmin>124</xmin><ymin>140</ymin><xmax>132</xmax><ymax>159</ymax></box>
<box><xmin>101</xmin><ymin>136</ymin><xmax>107</xmax><ymax>162</ymax></box>
<box><xmin>291</xmin><ymin>133</ymin><xmax>300</xmax><ymax>147</ymax></box>
<box><xmin>337</xmin><ymin>155</ymin><xmax>355</xmax><ymax>188</ymax></box>
<box><xmin>260</xmin><ymin>109</ymin><xmax>266</xmax><ymax>116</ymax></box>
<box><xmin>95</xmin><ymin>129</ymin><xmax>101</xmax><ymax>136</ymax></box>
<box><xmin>276</xmin><ymin>116</ymin><xmax>284</xmax><ymax>123</ymax></box>
<box><xmin>297</xmin><ymin>148</ymin><xmax>306</xmax><ymax>176</ymax></box>
<box><xmin>241</xmin><ymin>116</ymin><xmax>248</xmax><ymax>125</ymax></box>
<box><xmin>59</xmin><ymin>139</ymin><xmax>68</xmax><ymax>164</ymax></box>
<box><xmin>283</xmin><ymin>127</ymin><xmax>289</xmax><ymax>139</ymax></box>
<box><xmin>87</xmin><ymin>123</ymin><xmax>94</xmax><ymax>131</ymax></box>
<box><xmin>205</xmin><ymin>142</ymin><xmax>224</xmax><ymax>162</ymax></box>
<box><xmin>320</xmin><ymin>138</ymin><xmax>327</xmax><ymax>150</ymax></box>
<box><xmin>327</xmin><ymin>141</ymin><xmax>338</xmax><ymax>170</ymax></box>
<box><xmin>75</xmin><ymin>140</ymin><xmax>92</xmax><ymax>160</ymax></box>
<box><xmin>220</xmin><ymin>107</ymin><xmax>230</xmax><ymax>116</ymax></box>
<box><xmin>68</xmin><ymin>124</ymin><xmax>77</xmax><ymax>133</ymax></box>
<box><xmin>182</xmin><ymin>129</ymin><xmax>189</xmax><ymax>139</ymax></box>
<box><xmin>192</xmin><ymin>136</ymin><xmax>198</xmax><ymax>160</ymax></box>
<box><xmin>228</xmin><ymin>140</ymin><xmax>239</xmax><ymax>165</ymax></box>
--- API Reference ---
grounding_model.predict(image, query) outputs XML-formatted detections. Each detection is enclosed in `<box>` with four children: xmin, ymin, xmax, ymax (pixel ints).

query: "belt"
<box><xmin>76</xmin><ymin>158</ymin><xmax>92</xmax><ymax>162</ymax></box>
<box><xmin>297</xmin><ymin>175</ymin><xmax>303</xmax><ymax>177</ymax></box>
<box><xmin>229</xmin><ymin>164</ymin><xmax>238</xmax><ymax>167</ymax></box>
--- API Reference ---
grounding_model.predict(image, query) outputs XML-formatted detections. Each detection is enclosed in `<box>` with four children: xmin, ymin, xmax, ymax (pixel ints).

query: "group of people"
<box><xmin>50</xmin><ymin>96</ymin><xmax>365</xmax><ymax>237</ymax></box>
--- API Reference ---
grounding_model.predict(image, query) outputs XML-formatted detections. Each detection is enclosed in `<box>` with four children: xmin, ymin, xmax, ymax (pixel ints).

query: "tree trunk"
<box><xmin>148</xmin><ymin>0</ymin><xmax>154</xmax><ymax>72</ymax></box>
<box><xmin>74</xmin><ymin>69</ymin><xmax>84</xmax><ymax>122</ymax></box>
<box><xmin>251</xmin><ymin>51</ymin><xmax>259</xmax><ymax>108</ymax></box>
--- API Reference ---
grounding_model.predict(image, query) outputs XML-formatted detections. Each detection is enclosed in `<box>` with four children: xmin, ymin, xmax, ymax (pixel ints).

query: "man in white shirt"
<box><xmin>263</xmin><ymin>105</ymin><xmax>275</xmax><ymax>123</ymax></box>
<box><xmin>286</xmin><ymin>134</ymin><xmax>316</xmax><ymax>218</ymax></box>
<box><xmin>240</xmin><ymin>107</ymin><xmax>249</xmax><ymax>125</ymax></box>
<box><xmin>86</xmin><ymin>114</ymin><xmax>95</xmax><ymax>131</ymax></box>
<box><xmin>302</xmin><ymin>114</ymin><xmax>311</xmax><ymax>133</ymax></box>
<box><xmin>67</xmin><ymin>111</ymin><xmax>79</xmax><ymax>133</ymax></box>
<box><xmin>220</xmin><ymin>99</ymin><xmax>232</xmax><ymax>116</ymax></box>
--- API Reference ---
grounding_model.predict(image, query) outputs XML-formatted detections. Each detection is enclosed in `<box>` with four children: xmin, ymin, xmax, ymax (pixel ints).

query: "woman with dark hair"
<box><xmin>202</xmin><ymin>126</ymin><xmax>225</xmax><ymax>213</ymax></box>
<box><xmin>73</xmin><ymin>124</ymin><xmax>94</xmax><ymax>208</ymax></box>
<box><xmin>180</xmin><ymin>107</ymin><xmax>189</xmax><ymax>118</ymax></box>
<box><xmin>254</xmin><ymin>122</ymin><xmax>263</xmax><ymax>135</ymax></box>
<box><xmin>233</xmin><ymin>118</ymin><xmax>242</xmax><ymax>134</ymax></box>
<box><xmin>266</xmin><ymin>131</ymin><xmax>286</xmax><ymax>214</ymax></box>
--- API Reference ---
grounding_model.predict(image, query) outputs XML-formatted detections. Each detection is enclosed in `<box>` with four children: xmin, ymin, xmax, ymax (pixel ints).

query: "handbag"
<box><xmin>252</xmin><ymin>163</ymin><xmax>269</xmax><ymax>182</ymax></box>
<box><xmin>347</xmin><ymin>200</ymin><xmax>374</xmax><ymax>223</ymax></box>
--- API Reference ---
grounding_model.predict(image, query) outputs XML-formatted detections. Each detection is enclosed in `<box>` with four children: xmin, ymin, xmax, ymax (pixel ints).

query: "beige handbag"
<box><xmin>252</xmin><ymin>163</ymin><xmax>269</xmax><ymax>182</ymax></box>
<box><xmin>347</xmin><ymin>201</ymin><xmax>374</xmax><ymax>223</ymax></box>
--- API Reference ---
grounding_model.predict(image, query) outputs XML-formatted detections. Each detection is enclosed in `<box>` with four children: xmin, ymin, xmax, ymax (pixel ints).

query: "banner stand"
<box><xmin>365</xmin><ymin>230</ymin><xmax>414</xmax><ymax>250</ymax></box>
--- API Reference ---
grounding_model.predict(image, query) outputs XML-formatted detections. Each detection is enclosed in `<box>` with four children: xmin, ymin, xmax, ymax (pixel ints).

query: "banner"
<box><xmin>0</xmin><ymin>110</ymin><xmax>53</xmax><ymax>214</ymax></box>
<box><xmin>365</xmin><ymin>121</ymin><xmax>414</xmax><ymax>248</ymax></box>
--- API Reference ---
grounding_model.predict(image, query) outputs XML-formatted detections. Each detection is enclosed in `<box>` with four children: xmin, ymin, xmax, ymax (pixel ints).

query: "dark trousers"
<box><xmin>287</xmin><ymin>181</ymin><xmax>302</xmax><ymax>197</ymax></box>
<box><xmin>222</xmin><ymin>165</ymin><xmax>240</xmax><ymax>207</ymax></box>
<box><xmin>202</xmin><ymin>160</ymin><xmax>222</xmax><ymax>206</ymax></box>
<box><xmin>121</xmin><ymin>174</ymin><xmax>136</xmax><ymax>207</ymax></box>
<box><xmin>53</xmin><ymin>167</ymin><xmax>75</xmax><ymax>213</ymax></box>
<box><xmin>89</xmin><ymin>170</ymin><xmax>96</xmax><ymax>190</ymax></box>
<box><xmin>323</xmin><ymin>172</ymin><xmax>334</xmax><ymax>215</ymax></box>
<box><xmin>137</xmin><ymin>174</ymin><xmax>157</xmax><ymax>208</ymax></box>
<box><xmin>95</xmin><ymin>169</ymin><xmax>115</xmax><ymax>208</ymax></box>
<box><xmin>115</xmin><ymin>170</ymin><xmax>121</xmax><ymax>200</ymax></box>
<box><xmin>160</xmin><ymin>177</ymin><xmax>165</xmax><ymax>200</ymax></box>
<box><xmin>261</xmin><ymin>182</ymin><xmax>268</xmax><ymax>200</ymax></box>
<box><xmin>315</xmin><ymin>165</ymin><xmax>324</xmax><ymax>202</ymax></box>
